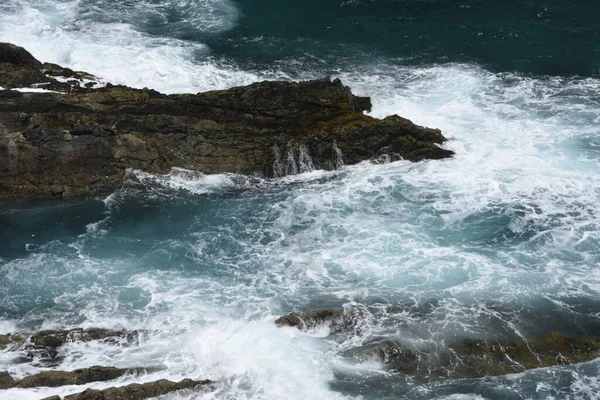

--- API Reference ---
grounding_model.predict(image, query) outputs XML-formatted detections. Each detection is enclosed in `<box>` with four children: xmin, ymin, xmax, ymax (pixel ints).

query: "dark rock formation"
<box><xmin>11</xmin><ymin>366</ymin><xmax>155</xmax><ymax>388</ymax></box>
<box><xmin>275</xmin><ymin>308</ymin><xmax>344</xmax><ymax>330</ymax></box>
<box><xmin>0</xmin><ymin>328</ymin><xmax>144</xmax><ymax>367</ymax></box>
<box><xmin>342</xmin><ymin>332</ymin><xmax>600</xmax><ymax>379</ymax></box>
<box><xmin>0</xmin><ymin>328</ymin><xmax>143</xmax><ymax>351</ymax></box>
<box><xmin>445</xmin><ymin>331</ymin><xmax>600</xmax><ymax>378</ymax></box>
<box><xmin>0</xmin><ymin>43</ymin><xmax>99</xmax><ymax>92</ymax></box>
<box><xmin>39</xmin><ymin>378</ymin><xmax>213</xmax><ymax>400</ymax></box>
<box><xmin>343</xmin><ymin>340</ymin><xmax>420</xmax><ymax>374</ymax></box>
<box><xmin>0</xmin><ymin>43</ymin><xmax>453</xmax><ymax>198</ymax></box>
<box><xmin>275</xmin><ymin>307</ymin><xmax>367</xmax><ymax>333</ymax></box>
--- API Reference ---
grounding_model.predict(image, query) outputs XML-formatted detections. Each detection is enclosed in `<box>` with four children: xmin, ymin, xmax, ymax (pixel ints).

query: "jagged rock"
<box><xmin>14</xmin><ymin>366</ymin><xmax>154</xmax><ymax>388</ymax></box>
<box><xmin>0</xmin><ymin>43</ymin><xmax>40</xmax><ymax>67</ymax></box>
<box><xmin>0</xmin><ymin>371</ymin><xmax>16</xmax><ymax>389</ymax></box>
<box><xmin>0</xmin><ymin>43</ymin><xmax>453</xmax><ymax>199</ymax></box>
<box><xmin>39</xmin><ymin>378</ymin><xmax>213</xmax><ymax>400</ymax></box>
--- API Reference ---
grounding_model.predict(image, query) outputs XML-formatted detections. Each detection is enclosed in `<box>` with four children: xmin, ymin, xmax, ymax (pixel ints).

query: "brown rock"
<box><xmin>0</xmin><ymin>371</ymin><xmax>16</xmax><ymax>389</ymax></box>
<box><xmin>15</xmin><ymin>366</ymin><xmax>153</xmax><ymax>388</ymax></box>
<box><xmin>49</xmin><ymin>378</ymin><xmax>214</xmax><ymax>400</ymax></box>
<box><xmin>0</xmin><ymin>43</ymin><xmax>453</xmax><ymax>199</ymax></box>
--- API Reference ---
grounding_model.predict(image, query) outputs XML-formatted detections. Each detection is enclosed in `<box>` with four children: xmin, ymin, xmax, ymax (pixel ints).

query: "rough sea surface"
<box><xmin>1</xmin><ymin>0</ymin><xmax>600</xmax><ymax>399</ymax></box>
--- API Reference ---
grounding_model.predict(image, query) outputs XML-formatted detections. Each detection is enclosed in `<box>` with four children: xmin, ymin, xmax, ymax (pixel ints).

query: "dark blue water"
<box><xmin>1</xmin><ymin>1</ymin><xmax>600</xmax><ymax>399</ymax></box>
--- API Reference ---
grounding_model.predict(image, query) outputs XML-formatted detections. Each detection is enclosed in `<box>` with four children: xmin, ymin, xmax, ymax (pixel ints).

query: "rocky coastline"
<box><xmin>0</xmin><ymin>42</ymin><xmax>453</xmax><ymax>199</ymax></box>
<box><xmin>2</xmin><ymin>312</ymin><xmax>600</xmax><ymax>398</ymax></box>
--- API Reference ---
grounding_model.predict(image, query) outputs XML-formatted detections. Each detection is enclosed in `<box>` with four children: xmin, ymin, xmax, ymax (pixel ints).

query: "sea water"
<box><xmin>1</xmin><ymin>0</ymin><xmax>600</xmax><ymax>399</ymax></box>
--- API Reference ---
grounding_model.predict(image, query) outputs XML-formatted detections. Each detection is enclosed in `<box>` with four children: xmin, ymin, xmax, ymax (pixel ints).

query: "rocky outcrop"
<box><xmin>275</xmin><ymin>307</ymin><xmax>367</xmax><ymax>333</ymax></box>
<box><xmin>343</xmin><ymin>332</ymin><xmax>600</xmax><ymax>379</ymax></box>
<box><xmin>0</xmin><ymin>328</ymin><xmax>143</xmax><ymax>351</ymax></box>
<box><xmin>0</xmin><ymin>43</ymin><xmax>453</xmax><ymax>198</ymax></box>
<box><xmin>0</xmin><ymin>328</ymin><xmax>144</xmax><ymax>367</ymax></box>
<box><xmin>276</xmin><ymin>309</ymin><xmax>600</xmax><ymax>379</ymax></box>
<box><xmin>0</xmin><ymin>366</ymin><xmax>156</xmax><ymax>388</ymax></box>
<box><xmin>39</xmin><ymin>378</ymin><xmax>213</xmax><ymax>400</ymax></box>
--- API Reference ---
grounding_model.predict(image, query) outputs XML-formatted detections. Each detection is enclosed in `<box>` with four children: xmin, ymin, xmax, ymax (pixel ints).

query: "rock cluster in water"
<box><xmin>0</xmin><ymin>328</ymin><xmax>212</xmax><ymax>399</ymax></box>
<box><xmin>0</xmin><ymin>42</ymin><xmax>453</xmax><ymax>198</ymax></box>
<box><xmin>276</xmin><ymin>307</ymin><xmax>600</xmax><ymax>379</ymax></box>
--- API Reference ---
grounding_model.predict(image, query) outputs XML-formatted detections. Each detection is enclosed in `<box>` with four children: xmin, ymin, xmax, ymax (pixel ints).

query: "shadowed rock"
<box><xmin>0</xmin><ymin>43</ymin><xmax>453</xmax><ymax>199</ymax></box>
<box><xmin>38</xmin><ymin>378</ymin><xmax>213</xmax><ymax>400</ymax></box>
<box><xmin>14</xmin><ymin>366</ymin><xmax>156</xmax><ymax>388</ymax></box>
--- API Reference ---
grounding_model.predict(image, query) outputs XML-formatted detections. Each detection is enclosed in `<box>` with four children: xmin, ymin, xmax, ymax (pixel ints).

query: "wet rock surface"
<box><xmin>7</xmin><ymin>366</ymin><xmax>155</xmax><ymax>388</ymax></box>
<box><xmin>0</xmin><ymin>328</ymin><xmax>144</xmax><ymax>367</ymax></box>
<box><xmin>0</xmin><ymin>43</ymin><xmax>453</xmax><ymax>198</ymax></box>
<box><xmin>37</xmin><ymin>378</ymin><xmax>213</xmax><ymax>400</ymax></box>
<box><xmin>277</xmin><ymin>308</ymin><xmax>600</xmax><ymax>379</ymax></box>
<box><xmin>275</xmin><ymin>306</ymin><xmax>368</xmax><ymax>333</ymax></box>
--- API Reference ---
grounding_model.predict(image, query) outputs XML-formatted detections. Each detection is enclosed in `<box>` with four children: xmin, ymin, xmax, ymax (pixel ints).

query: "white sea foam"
<box><xmin>0</xmin><ymin>0</ymin><xmax>281</xmax><ymax>93</ymax></box>
<box><xmin>2</xmin><ymin>2</ymin><xmax>600</xmax><ymax>398</ymax></box>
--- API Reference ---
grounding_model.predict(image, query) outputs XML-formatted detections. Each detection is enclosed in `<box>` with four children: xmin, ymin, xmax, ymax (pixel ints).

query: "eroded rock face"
<box><xmin>0</xmin><ymin>43</ymin><xmax>453</xmax><ymax>198</ymax></box>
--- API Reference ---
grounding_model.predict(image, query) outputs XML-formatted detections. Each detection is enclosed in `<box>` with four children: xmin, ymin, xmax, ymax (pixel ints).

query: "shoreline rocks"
<box><xmin>1</xmin><ymin>366</ymin><xmax>158</xmax><ymax>389</ymax></box>
<box><xmin>39</xmin><ymin>378</ymin><xmax>214</xmax><ymax>400</ymax></box>
<box><xmin>0</xmin><ymin>43</ymin><xmax>453</xmax><ymax>199</ymax></box>
<box><xmin>276</xmin><ymin>309</ymin><xmax>600</xmax><ymax>379</ymax></box>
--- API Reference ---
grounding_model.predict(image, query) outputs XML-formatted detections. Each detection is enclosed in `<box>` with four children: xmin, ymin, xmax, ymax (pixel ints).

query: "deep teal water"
<box><xmin>1</xmin><ymin>0</ymin><xmax>600</xmax><ymax>399</ymax></box>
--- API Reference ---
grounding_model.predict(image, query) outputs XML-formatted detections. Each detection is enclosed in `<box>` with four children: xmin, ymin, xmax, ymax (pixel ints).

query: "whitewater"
<box><xmin>1</xmin><ymin>0</ymin><xmax>600</xmax><ymax>399</ymax></box>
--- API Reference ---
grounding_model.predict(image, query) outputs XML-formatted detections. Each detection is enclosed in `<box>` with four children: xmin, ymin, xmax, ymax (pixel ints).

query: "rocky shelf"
<box><xmin>0</xmin><ymin>42</ymin><xmax>453</xmax><ymax>199</ymax></box>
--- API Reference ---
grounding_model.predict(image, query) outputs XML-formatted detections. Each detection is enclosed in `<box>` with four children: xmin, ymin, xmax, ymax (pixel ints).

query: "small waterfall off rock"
<box><xmin>272</xmin><ymin>142</ymin><xmax>343</xmax><ymax>177</ymax></box>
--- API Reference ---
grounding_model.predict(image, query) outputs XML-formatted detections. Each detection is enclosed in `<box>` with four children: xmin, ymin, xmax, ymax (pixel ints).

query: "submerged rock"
<box><xmin>339</xmin><ymin>332</ymin><xmax>600</xmax><ymax>380</ymax></box>
<box><xmin>0</xmin><ymin>43</ymin><xmax>453</xmax><ymax>199</ymax></box>
<box><xmin>0</xmin><ymin>328</ymin><xmax>144</xmax><ymax>367</ymax></box>
<box><xmin>39</xmin><ymin>378</ymin><xmax>213</xmax><ymax>400</ymax></box>
<box><xmin>342</xmin><ymin>340</ymin><xmax>421</xmax><ymax>374</ymax></box>
<box><xmin>444</xmin><ymin>331</ymin><xmax>600</xmax><ymax>378</ymax></box>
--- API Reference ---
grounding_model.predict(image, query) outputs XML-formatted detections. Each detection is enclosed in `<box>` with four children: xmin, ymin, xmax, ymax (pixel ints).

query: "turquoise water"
<box><xmin>1</xmin><ymin>1</ymin><xmax>600</xmax><ymax>399</ymax></box>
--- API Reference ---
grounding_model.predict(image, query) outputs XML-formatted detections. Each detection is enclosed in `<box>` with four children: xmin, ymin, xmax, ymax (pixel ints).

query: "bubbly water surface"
<box><xmin>1</xmin><ymin>0</ymin><xmax>600</xmax><ymax>399</ymax></box>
